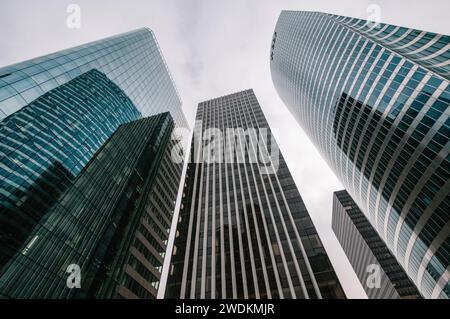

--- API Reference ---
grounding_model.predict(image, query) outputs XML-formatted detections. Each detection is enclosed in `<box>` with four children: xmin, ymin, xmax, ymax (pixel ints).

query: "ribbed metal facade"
<box><xmin>166</xmin><ymin>89</ymin><xmax>345</xmax><ymax>299</ymax></box>
<box><xmin>270</xmin><ymin>11</ymin><xmax>449</xmax><ymax>299</ymax></box>
<box><xmin>332</xmin><ymin>190</ymin><xmax>422</xmax><ymax>299</ymax></box>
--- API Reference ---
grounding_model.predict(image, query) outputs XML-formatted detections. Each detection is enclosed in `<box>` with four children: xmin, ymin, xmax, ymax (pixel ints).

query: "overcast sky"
<box><xmin>1</xmin><ymin>0</ymin><xmax>449</xmax><ymax>299</ymax></box>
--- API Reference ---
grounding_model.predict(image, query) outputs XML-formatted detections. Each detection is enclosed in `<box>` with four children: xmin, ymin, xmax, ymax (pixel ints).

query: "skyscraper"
<box><xmin>0</xmin><ymin>29</ymin><xmax>187</xmax><ymax>298</ymax></box>
<box><xmin>0</xmin><ymin>28</ymin><xmax>187</xmax><ymax>127</ymax></box>
<box><xmin>270</xmin><ymin>11</ymin><xmax>449</xmax><ymax>299</ymax></box>
<box><xmin>332</xmin><ymin>190</ymin><xmax>422</xmax><ymax>299</ymax></box>
<box><xmin>0</xmin><ymin>112</ymin><xmax>180</xmax><ymax>298</ymax></box>
<box><xmin>165</xmin><ymin>89</ymin><xmax>345</xmax><ymax>299</ymax></box>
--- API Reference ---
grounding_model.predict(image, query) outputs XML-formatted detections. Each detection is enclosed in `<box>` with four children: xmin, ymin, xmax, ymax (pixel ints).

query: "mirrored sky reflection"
<box><xmin>1</xmin><ymin>0</ymin><xmax>449</xmax><ymax>299</ymax></box>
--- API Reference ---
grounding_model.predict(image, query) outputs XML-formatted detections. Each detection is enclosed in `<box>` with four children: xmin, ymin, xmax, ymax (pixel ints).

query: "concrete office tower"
<box><xmin>166</xmin><ymin>89</ymin><xmax>345</xmax><ymax>299</ymax></box>
<box><xmin>0</xmin><ymin>113</ymin><xmax>181</xmax><ymax>298</ymax></box>
<box><xmin>270</xmin><ymin>11</ymin><xmax>449</xmax><ymax>298</ymax></box>
<box><xmin>0</xmin><ymin>29</ymin><xmax>187</xmax><ymax>298</ymax></box>
<box><xmin>332</xmin><ymin>190</ymin><xmax>422</xmax><ymax>299</ymax></box>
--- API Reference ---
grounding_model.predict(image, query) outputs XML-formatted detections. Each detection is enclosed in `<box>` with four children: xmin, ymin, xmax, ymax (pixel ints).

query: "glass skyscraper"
<box><xmin>0</xmin><ymin>29</ymin><xmax>187</xmax><ymax>298</ymax></box>
<box><xmin>270</xmin><ymin>11</ymin><xmax>449</xmax><ymax>299</ymax></box>
<box><xmin>0</xmin><ymin>113</ymin><xmax>180</xmax><ymax>298</ymax></box>
<box><xmin>332</xmin><ymin>190</ymin><xmax>422</xmax><ymax>299</ymax></box>
<box><xmin>165</xmin><ymin>89</ymin><xmax>345</xmax><ymax>299</ymax></box>
<box><xmin>0</xmin><ymin>28</ymin><xmax>187</xmax><ymax>127</ymax></box>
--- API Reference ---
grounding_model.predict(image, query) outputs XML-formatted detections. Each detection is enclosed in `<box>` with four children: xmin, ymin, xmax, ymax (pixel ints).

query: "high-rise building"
<box><xmin>270</xmin><ymin>11</ymin><xmax>449</xmax><ymax>299</ymax></box>
<box><xmin>0</xmin><ymin>29</ymin><xmax>187</xmax><ymax>298</ymax></box>
<box><xmin>0</xmin><ymin>28</ymin><xmax>187</xmax><ymax>127</ymax></box>
<box><xmin>0</xmin><ymin>112</ymin><xmax>181</xmax><ymax>298</ymax></box>
<box><xmin>165</xmin><ymin>89</ymin><xmax>345</xmax><ymax>299</ymax></box>
<box><xmin>332</xmin><ymin>190</ymin><xmax>422</xmax><ymax>299</ymax></box>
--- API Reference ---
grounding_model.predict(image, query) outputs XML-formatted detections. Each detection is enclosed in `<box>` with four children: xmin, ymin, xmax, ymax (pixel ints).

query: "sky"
<box><xmin>0</xmin><ymin>0</ymin><xmax>449</xmax><ymax>299</ymax></box>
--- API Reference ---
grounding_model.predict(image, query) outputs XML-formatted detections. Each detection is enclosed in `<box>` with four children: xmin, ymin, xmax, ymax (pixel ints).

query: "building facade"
<box><xmin>166</xmin><ymin>89</ymin><xmax>345</xmax><ymax>299</ymax></box>
<box><xmin>0</xmin><ymin>28</ymin><xmax>187</xmax><ymax>127</ymax></box>
<box><xmin>332</xmin><ymin>190</ymin><xmax>422</xmax><ymax>299</ymax></box>
<box><xmin>0</xmin><ymin>29</ymin><xmax>187</xmax><ymax>298</ymax></box>
<box><xmin>0</xmin><ymin>113</ymin><xmax>181</xmax><ymax>298</ymax></box>
<box><xmin>270</xmin><ymin>11</ymin><xmax>449</xmax><ymax>299</ymax></box>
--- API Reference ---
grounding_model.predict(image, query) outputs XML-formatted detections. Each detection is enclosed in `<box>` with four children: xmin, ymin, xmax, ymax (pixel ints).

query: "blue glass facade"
<box><xmin>0</xmin><ymin>28</ymin><xmax>187</xmax><ymax>128</ymax></box>
<box><xmin>0</xmin><ymin>69</ymin><xmax>141</xmax><ymax>273</ymax></box>
<box><xmin>0</xmin><ymin>29</ymin><xmax>187</xmax><ymax>298</ymax></box>
<box><xmin>271</xmin><ymin>11</ymin><xmax>449</xmax><ymax>299</ymax></box>
<box><xmin>0</xmin><ymin>113</ymin><xmax>177</xmax><ymax>298</ymax></box>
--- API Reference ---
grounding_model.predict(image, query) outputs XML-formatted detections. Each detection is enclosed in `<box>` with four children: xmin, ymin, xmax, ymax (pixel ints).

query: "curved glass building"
<box><xmin>0</xmin><ymin>28</ymin><xmax>187</xmax><ymax>128</ymax></box>
<box><xmin>270</xmin><ymin>11</ymin><xmax>449</xmax><ymax>299</ymax></box>
<box><xmin>0</xmin><ymin>29</ymin><xmax>187</xmax><ymax>298</ymax></box>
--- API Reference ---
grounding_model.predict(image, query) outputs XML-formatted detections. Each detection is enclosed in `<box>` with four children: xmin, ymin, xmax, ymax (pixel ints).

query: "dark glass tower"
<box><xmin>0</xmin><ymin>113</ymin><xmax>181</xmax><ymax>298</ymax></box>
<box><xmin>0</xmin><ymin>29</ymin><xmax>187</xmax><ymax>298</ymax></box>
<box><xmin>270</xmin><ymin>11</ymin><xmax>449</xmax><ymax>298</ymax></box>
<box><xmin>332</xmin><ymin>190</ymin><xmax>422</xmax><ymax>299</ymax></box>
<box><xmin>166</xmin><ymin>89</ymin><xmax>345</xmax><ymax>299</ymax></box>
